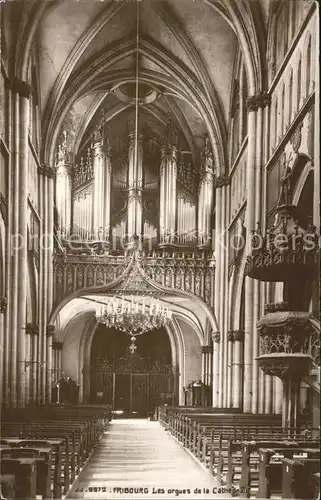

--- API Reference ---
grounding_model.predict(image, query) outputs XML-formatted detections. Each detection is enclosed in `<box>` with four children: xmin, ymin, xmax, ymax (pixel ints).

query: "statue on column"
<box><xmin>163</xmin><ymin>114</ymin><xmax>178</xmax><ymax>149</ymax></box>
<box><xmin>93</xmin><ymin>111</ymin><xmax>111</xmax><ymax>147</ymax></box>
<box><xmin>57</xmin><ymin>130</ymin><xmax>72</xmax><ymax>164</ymax></box>
<box><xmin>201</xmin><ymin>136</ymin><xmax>215</xmax><ymax>175</ymax></box>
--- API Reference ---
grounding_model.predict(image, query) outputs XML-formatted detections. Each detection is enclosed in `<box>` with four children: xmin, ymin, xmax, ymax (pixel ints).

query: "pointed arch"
<box><xmin>43</xmin><ymin>36</ymin><xmax>225</xmax><ymax>170</ymax></box>
<box><xmin>304</xmin><ymin>32</ymin><xmax>312</xmax><ymax>98</ymax></box>
<box><xmin>205</xmin><ymin>0</ymin><xmax>264</xmax><ymax>95</ymax></box>
<box><xmin>296</xmin><ymin>52</ymin><xmax>302</xmax><ymax>112</ymax></box>
<box><xmin>288</xmin><ymin>68</ymin><xmax>293</xmax><ymax>126</ymax></box>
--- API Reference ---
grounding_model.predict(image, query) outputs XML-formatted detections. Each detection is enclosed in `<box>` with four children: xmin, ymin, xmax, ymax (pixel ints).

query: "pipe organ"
<box><xmin>72</xmin><ymin>151</ymin><xmax>94</xmax><ymax>241</ymax></box>
<box><xmin>92</xmin><ymin>128</ymin><xmax>112</xmax><ymax>242</ymax></box>
<box><xmin>127</xmin><ymin>132</ymin><xmax>143</xmax><ymax>240</ymax></box>
<box><xmin>177</xmin><ymin>155</ymin><xmax>197</xmax><ymax>245</ymax></box>
<box><xmin>159</xmin><ymin>119</ymin><xmax>178</xmax><ymax>245</ymax></box>
<box><xmin>55</xmin><ymin>119</ymin><xmax>216</xmax><ymax>251</ymax></box>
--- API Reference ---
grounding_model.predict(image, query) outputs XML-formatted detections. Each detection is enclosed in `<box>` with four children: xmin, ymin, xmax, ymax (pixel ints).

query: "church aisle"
<box><xmin>66</xmin><ymin>419</ymin><xmax>232</xmax><ymax>499</ymax></box>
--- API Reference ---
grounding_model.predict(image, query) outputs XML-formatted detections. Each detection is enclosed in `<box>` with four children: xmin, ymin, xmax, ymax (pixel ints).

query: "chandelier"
<box><xmin>96</xmin><ymin>296</ymin><xmax>173</xmax><ymax>352</ymax></box>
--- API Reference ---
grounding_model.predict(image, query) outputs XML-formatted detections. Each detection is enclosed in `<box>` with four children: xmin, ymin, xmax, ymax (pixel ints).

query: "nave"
<box><xmin>0</xmin><ymin>0</ymin><xmax>320</xmax><ymax>498</ymax></box>
<box><xmin>67</xmin><ymin>419</ymin><xmax>221</xmax><ymax>500</ymax></box>
<box><xmin>1</xmin><ymin>404</ymin><xmax>319</xmax><ymax>500</ymax></box>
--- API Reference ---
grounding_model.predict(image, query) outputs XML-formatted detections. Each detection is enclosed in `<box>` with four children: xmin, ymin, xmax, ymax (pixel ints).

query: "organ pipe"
<box><xmin>159</xmin><ymin>146</ymin><xmax>178</xmax><ymax>244</ymax></box>
<box><xmin>92</xmin><ymin>124</ymin><xmax>112</xmax><ymax>242</ymax></box>
<box><xmin>127</xmin><ymin>132</ymin><xmax>143</xmax><ymax>240</ymax></box>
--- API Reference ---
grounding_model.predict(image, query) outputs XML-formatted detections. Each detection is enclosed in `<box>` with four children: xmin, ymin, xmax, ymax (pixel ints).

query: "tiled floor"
<box><xmin>66</xmin><ymin>419</ymin><xmax>234</xmax><ymax>499</ymax></box>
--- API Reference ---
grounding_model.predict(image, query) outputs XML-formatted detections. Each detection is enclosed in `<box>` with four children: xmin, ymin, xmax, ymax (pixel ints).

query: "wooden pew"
<box><xmin>1</xmin><ymin>422</ymin><xmax>75</xmax><ymax>492</ymax></box>
<box><xmin>257</xmin><ymin>447</ymin><xmax>320</xmax><ymax>499</ymax></box>
<box><xmin>0</xmin><ymin>404</ymin><xmax>111</xmax><ymax>499</ymax></box>
<box><xmin>174</xmin><ymin>413</ymin><xmax>282</xmax><ymax>449</ymax></box>
<box><xmin>12</xmin><ymin>439</ymin><xmax>61</xmax><ymax>498</ymax></box>
<box><xmin>239</xmin><ymin>442</ymin><xmax>320</xmax><ymax>498</ymax></box>
<box><xmin>225</xmin><ymin>436</ymin><xmax>315</xmax><ymax>487</ymax></box>
<box><xmin>0</xmin><ymin>474</ymin><xmax>16</xmax><ymax>500</ymax></box>
<box><xmin>0</xmin><ymin>458</ymin><xmax>37</xmax><ymax>500</ymax></box>
<box><xmin>183</xmin><ymin>415</ymin><xmax>283</xmax><ymax>460</ymax></box>
<box><xmin>282</xmin><ymin>457</ymin><xmax>320</xmax><ymax>499</ymax></box>
<box><xmin>1</xmin><ymin>446</ymin><xmax>52</xmax><ymax>499</ymax></box>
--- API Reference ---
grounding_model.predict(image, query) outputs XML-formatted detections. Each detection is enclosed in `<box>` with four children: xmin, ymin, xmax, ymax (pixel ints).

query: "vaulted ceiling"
<box><xmin>18</xmin><ymin>0</ymin><xmax>271</xmax><ymax>167</ymax></box>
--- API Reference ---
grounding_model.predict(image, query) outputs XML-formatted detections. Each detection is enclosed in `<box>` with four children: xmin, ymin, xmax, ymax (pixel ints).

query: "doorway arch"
<box><xmin>57</xmin><ymin>296</ymin><xmax>204</xmax><ymax>406</ymax></box>
<box><xmin>90</xmin><ymin>325</ymin><xmax>176</xmax><ymax>417</ymax></box>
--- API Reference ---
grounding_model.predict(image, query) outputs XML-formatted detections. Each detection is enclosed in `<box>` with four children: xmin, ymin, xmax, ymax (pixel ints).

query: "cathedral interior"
<box><xmin>0</xmin><ymin>0</ymin><xmax>320</xmax><ymax>498</ymax></box>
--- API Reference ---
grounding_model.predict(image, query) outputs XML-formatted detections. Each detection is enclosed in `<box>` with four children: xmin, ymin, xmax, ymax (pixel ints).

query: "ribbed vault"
<box><xmin>9</xmin><ymin>0</ymin><xmax>268</xmax><ymax>170</ymax></box>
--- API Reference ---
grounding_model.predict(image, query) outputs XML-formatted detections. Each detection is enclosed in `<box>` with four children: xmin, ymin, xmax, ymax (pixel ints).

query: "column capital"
<box><xmin>162</xmin><ymin>114</ymin><xmax>179</xmax><ymax>149</ymax></box>
<box><xmin>215</xmin><ymin>175</ymin><xmax>230</xmax><ymax>189</ymax></box>
<box><xmin>11</xmin><ymin>77</ymin><xmax>31</xmax><ymax>99</ymax></box>
<box><xmin>93</xmin><ymin>142</ymin><xmax>112</xmax><ymax>157</ymax></box>
<box><xmin>38</xmin><ymin>163</ymin><xmax>56</xmax><ymax>178</ymax></box>
<box><xmin>228</xmin><ymin>330</ymin><xmax>245</xmax><ymax>342</ymax></box>
<box><xmin>247</xmin><ymin>92</ymin><xmax>271</xmax><ymax>112</ymax></box>
<box><xmin>52</xmin><ymin>341</ymin><xmax>63</xmax><ymax>351</ymax></box>
<box><xmin>202</xmin><ymin>345</ymin><xmax>213</xmax><ymax>354</ymax></box>
<box><xmin>46</xmin><ymin>325</ymin><xmax>55</xmax><ymax>337</ymax></box>
<box><xmin>0</xmin><ymin>296</ymin><xmax>8</xmax><ymax>314</ymax></box>
<box><xmin>212</xmin><ymin>331</ymin><xmax>220</xmax><ymax>343</ymax></box>
<box><xmin>25</xmin><ymin>323</ymin><xmax>39</xmax><ymax>335</ymax></box>
<box><xmin>160</xmin><ymin>145</ymin><xmax>178</xmax><ymax>162</ymax></box>
<box><xmin>56</xmin><ymin>162</ymin><xmax>73</xmax><ymax>175</ymax></box>
<box><xmin>128</xmin><ymin>131</ymin><xmax>143</xmax><ymax>145</ymax></box>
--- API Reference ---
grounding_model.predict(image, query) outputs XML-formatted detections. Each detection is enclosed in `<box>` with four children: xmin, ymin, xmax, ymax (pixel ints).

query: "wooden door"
<box><xmin>132</xmin><ymin>374</ymin><xmax>149</xmax><ymax>417</ymax></box>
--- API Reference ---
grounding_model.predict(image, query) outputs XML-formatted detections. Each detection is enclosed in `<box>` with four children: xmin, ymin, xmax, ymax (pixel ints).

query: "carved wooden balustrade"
<box><xmin>53</xmin><ymin>248</ymin><xmax>215</xmax><ymax>308</ymax></box>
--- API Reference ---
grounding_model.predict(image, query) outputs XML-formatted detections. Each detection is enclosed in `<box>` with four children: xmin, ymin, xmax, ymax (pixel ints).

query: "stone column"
<box><xmin>24</xmin><ymin>324</ymin><xmax>32</xmax><ymax>405</ymax></box>
<box><xmin>243</xmin><ymin>98</ymin><xmax>256</xmax><ymax>413</ymax></box>
<box><xmin>47</xmin><ymin>167</ymin><xmax>55</xmax><ymax>403</ymax></box>
<box><xmin>252</xmin><ymin>100</ymin><xmax>264</xmax><ymax>414</ymax></box>
<box><xmin>214</xmin><ymin>177</ymin><xmax>229</xmax><ymax>407</ymax></box>
<box><xmin>92</xmin><ymin>122</ymin><xmax>112</xmax><ymax>241</ymax></box>
<box><xmin>56</xmin><ymin>131</ymin><xmax>73</xmax><ymax>238</ymax></box>
<box><xmin>42</xmin><ymin>170</ymin><xmax>49</xmax><ymax>403</ymax></box>
<box><xmin>227</xmin><ymin>332</ymin><xmax>234</xmax><ymax>407</ymax></box>
<box><xmin>274</xmin><ymin>377</ymin><xmax>283</xmax><ymax>414</ymax></box>
<box><xmin>46</xmin><ymin>325</ymin><xmax>55</xmax><ymax>400</ymax></box>
<box><xmin>213</xmin><ymin>178</ymin><xmax>222</xmax><ymax>408</ymax></box>
<box><xmin>243</xmin><ymin>93</ymin><xmax>270</xmax><ymax>413</ymax></box>
<box><xmin>223</xmin><ymin>183</ymin><xmax>230</xmax><ymax>407</ymax></box>
<box><xmin>37</xmin><ymin>167</ymin><xmax>45</xmax><ymax>404</ymax></box>
<box><xmin>31</xmin><ymin>326</ymin><xmax>39</xmax><ymax>405</ymax></box>
<box><xmin>230</xmin><ymin>330</ymin><xmax>244</xmax><ymax>409</ymax></box>
<box><xmin>198</xmin><ymin>137</ymin><xmax>215</xmax><ymax>248</ymax></box>
<box><xmin>218</xmin><ymin>184</ymin><xmax>226</xmax><ymax>407</ymax></box>
<box><xmin>212</xmin><ymin>331</ymin><xmax>220</xmax><ymax>407</ymax></box>
<box><xmin>127</xmin><ymin>132</ymin><xmax>143</xmax><ymax>240</ymax></box>
<box><xmin>202</xmin><ymin>345</ymin><xmax>213</xmax><ymax>404</ymax></box>
<box><xmin>9</xmin><ymin>87</ymin><xmax>20</xmax><ymax>407</ymax></box>
<box><xmin>9</xmin><ymin>79</ymin><xmax>30</xmax><ymax>408</ymax></box>
<box><xmin>0</xmin><ymin>297</ymin><xmax>7</xmax><ymax>407</ymax></box>
<box><xmin>264</xmin><ymin>375</ymin><xmax>274</xmax><ymax>414</ymax></box>
<box><xmin>37</xmin><ymin>164</ymin><xmax>55</xmax><ymax>404</ymax></box>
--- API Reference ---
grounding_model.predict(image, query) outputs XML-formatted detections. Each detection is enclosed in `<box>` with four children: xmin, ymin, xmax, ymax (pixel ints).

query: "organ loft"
<box><xmin>0</xmin><ymin>0</ymin><xmax>319</xmax><ymax>498</ymax></box>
